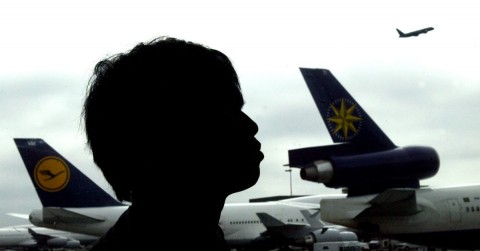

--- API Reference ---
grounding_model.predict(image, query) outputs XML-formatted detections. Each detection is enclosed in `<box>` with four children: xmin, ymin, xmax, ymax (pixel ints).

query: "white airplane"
<box><xmin>288</xmin><ymin>67</ymin><xmax>480</xmax><ymax>250</ymax></box>
<box><xmin>13</xmin><ymin>138</ymin><xmax>357</xmax><ymax>251</ymax></box>
<box><xmin>220</xmin><ymin>194</ymin><xmax>357</xmax><ymax>250</ymax></box>
<box><xmin>14</xmin><ymin>138</ymin><xmax>128</xmax><ymax>237</ymax></box>
<box><xmin>0</xmin><ymin>222</ymin><xmax>97</xmax><ymax>249</ymax></box>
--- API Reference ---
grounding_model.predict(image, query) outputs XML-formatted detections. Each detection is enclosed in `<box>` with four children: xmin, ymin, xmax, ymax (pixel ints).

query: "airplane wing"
<box><xmin>321</xmin><ymin>188</ymin><xmax>421</xmax><ymax>223</ymax></box>
<box><xmin>256</xmin><ymin>212</ymin><xmax>359</xmax><ymax>249</ymax></box>
<box><xmin>28</xmin><ymin>228</ymin><xmax>81</xmax><ymax>248</ymax></box>
<box><xmin>0</xmin><ymin>224</ymin><xmax>97</xmax><ymax>249</ymax></box>
<box><xmin>357</xmin><ymin>188</ymin><xmax>421</xmax><ymax>218</ymax></box>
<box><xmin>256</xmin><ymin>212</ymin><xmax>312</xmax><ymax>240</ymax></box>
<box><xmin>300</xmin><ymin>210</ymin><xmax>324</xmax><ymax>228</ymax></box>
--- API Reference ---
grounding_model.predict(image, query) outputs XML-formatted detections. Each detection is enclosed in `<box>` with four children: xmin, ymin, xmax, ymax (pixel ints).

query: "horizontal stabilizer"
<box><xmin>7</xmin><ymin>212</ymin><xmax>29</xmax><ymax>219</ymax></box>
<box><xmin>289</xmin><ymin>143</ymin><xmax>362</xmax><ymax>168</ymax></box>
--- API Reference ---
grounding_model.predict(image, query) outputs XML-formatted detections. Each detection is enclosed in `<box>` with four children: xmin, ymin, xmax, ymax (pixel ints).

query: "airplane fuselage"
<box><xmin>220</xmin><ymin>194</ymin><xmax>344</xmax><ymax>249</ymax></box>
<box><xmin>221</xmin><ymin>202</ymin><xmax>305</xmax><ymax>247</ymax></box>
<box><xmin>397</xmin><ymin>27</ymin><xmax>434</xmax><ymax>37</ymax></box>
<box><xmin>321</xmin><ymin>184</ymin><xmax>480</xmax><ymax>249</ymax></box>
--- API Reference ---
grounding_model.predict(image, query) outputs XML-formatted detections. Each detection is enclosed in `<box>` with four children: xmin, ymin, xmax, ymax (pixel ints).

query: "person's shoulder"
<box><xmin>88</xmin><ymin>208</ymin><xmax>134</xmax><ymax>250</ymax></box>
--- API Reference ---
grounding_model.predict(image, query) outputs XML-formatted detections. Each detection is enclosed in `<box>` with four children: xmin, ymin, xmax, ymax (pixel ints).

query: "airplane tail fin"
<box><xmin>396</xmin><ymin>28</ymin><xmax>405</xmax><ymax>37</ymax></box>
<box><xmin>14</xmin><ymin>138</ymin><xmax>123</xmax><ymax>208</ymax></box>
<box><xmin>299</xmin><ymin>68</ymin><xmax>396</xmax><ymax>151</ymax></box>
<box><xmin>289</xmin><ymin>69</ymin><xmax>439</xmax><ymax>196</ymax></box>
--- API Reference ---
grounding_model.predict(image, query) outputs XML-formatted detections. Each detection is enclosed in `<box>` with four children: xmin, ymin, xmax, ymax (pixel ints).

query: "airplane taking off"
<box><xmin>0</xmin><ymin>223</ymin><xmax>97</xmax><ymax>249</ymax></box>
<box><xmin>14</xmin><ymin>138</ymin><xmax>358</xmax><ymax>251</ymax></box>
<box><xmin>396</xmin><ymin>27</ymin><xmax>434</xmax><ymax>37</ymax></box>
<box><xmin>287</xmin><ymin>68</ymin><xmax>480</xmax><ymax>249</ymax></box>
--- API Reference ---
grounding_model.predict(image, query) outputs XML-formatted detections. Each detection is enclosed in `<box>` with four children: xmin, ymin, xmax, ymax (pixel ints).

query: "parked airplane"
<box><xmin>221</xmin><ymin>195</ymin><xmax>358</xmax><ymax>250</ymax></box>
<box><xmin>14</xmin><ymin>138</ymin><xmax>128</xmax><ymax>237</ymax></box>
<box><xmin>14</xmin><ymin>138</ymin><xmax>358</xmax><ymax>251</ymax></box>
<box><xmin>396</xmin><ymin>27</ymin><xmax>434</xmax><ymax>37</ymax></box>
<box><xmin>0</xmin><ymin>223</ymin><xmax>97</xmax><ymax>250</ymax></box>
<box><xmin>291</xmin><ymin>68</ymin><xmax>440</xmax><ymax>196</ymax></box>
<box><xmin>287</xmin><ymin>67</ymin><xmax>480</xmax><ymax>249</ymax></box>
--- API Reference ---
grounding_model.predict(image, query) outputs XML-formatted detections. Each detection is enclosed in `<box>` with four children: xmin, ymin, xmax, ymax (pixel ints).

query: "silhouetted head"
<box><xmin>82</xmin><ymin>36</ymin><xmax>263</xmax><ymax>203</ymax></box>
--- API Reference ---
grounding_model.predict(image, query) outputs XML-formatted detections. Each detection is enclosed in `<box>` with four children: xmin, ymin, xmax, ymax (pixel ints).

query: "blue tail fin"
<box><xmin>290</xmin><ymin>69</ymin><xmax>439</xmax><ymax>196</ymax></box>
<box><xmin>14</xmin><ymin>138</ymin><xmax>123</xmax><ymax>208</ymax></box>
<box><xmin>299</xmin><ymin>68</ymin><xmax>396</xmax><ymax>151</ymax></box>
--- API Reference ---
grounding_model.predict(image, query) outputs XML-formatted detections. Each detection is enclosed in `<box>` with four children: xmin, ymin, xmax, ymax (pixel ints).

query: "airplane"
<box><xmin>14</xmin><ymin>138</ymin><xmax>128</xmax><ymax>237</ymax></box>
<box><xmin>220</xmin><ymin>195</ymin><xmax>359</xmax><ymax>250</ymax></box>
<box><xmin>396</xmin><ymin>27</ymin><xmax>434</xmax><ymax>37</ymax></box>
<box><xmin>13</xmin><ymin>138</ymin><xmax>358</xmax><ymax>251</ymax></box>
<box><xmin>0</xmin><ymin>222</ymin><xmax>98</xmax><ymax>250</ymax></box>
<box><xmin>287</xmin><ymin>67</ymin><xmax>480</xmax><ymax>250</ymax></box>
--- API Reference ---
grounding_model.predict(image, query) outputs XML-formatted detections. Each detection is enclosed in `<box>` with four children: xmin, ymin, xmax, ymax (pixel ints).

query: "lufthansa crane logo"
<box><xmin>34</xmin><ymin>156</ymin><xmax>70</xmax><ymax>192</ymax></box>
<box><xmin>326</xmin><ymin>98</ymin><xmax>363</xmax><ymax>141</ymax></box>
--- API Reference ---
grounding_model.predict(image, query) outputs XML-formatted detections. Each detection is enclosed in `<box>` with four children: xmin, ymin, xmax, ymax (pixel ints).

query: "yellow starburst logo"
<box><xmin>327</xmin><ymin>99</ymin><xmax>363</xmax><ymax>141</ymax></box>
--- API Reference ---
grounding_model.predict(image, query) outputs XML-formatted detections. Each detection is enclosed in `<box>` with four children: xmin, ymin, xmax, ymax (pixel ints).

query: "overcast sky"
<box><xmin>0</xmin><ymin>0</ymin><xmax>480</xmax><ymax>228</ymax></box>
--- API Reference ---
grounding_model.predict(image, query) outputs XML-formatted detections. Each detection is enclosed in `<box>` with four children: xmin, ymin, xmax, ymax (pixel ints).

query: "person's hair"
<box><xmin>82</xmin><ymin>36</ymin><xmax>243</xmax><ymax>202</ymax></box>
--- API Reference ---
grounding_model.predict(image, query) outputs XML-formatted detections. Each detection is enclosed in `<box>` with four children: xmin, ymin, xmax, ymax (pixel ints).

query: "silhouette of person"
<box><xmin>82</xmin><ymin>36</ymin><xmax>264</xmax><ymax>250</ymax></box>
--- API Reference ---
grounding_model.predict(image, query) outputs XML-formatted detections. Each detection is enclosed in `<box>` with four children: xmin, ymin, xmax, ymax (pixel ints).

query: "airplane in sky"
<box><xmin>0</xmin><ymin>222</ymin><xmax>97</xmax><ymax>250</ymax></box>
<box><xmin>396</xmin><ymin>27</ymin><xmax>434</xmax><ymax>37</ymax></box>
<box><xmin>287</xmin><ymin>67</ymin><xmax>480</xmax><ymax>250</ymax></box>
<box><xmin>13</xmin><ymin>138</ymin><xmax>359</xmax><ymax>251</ymax></box>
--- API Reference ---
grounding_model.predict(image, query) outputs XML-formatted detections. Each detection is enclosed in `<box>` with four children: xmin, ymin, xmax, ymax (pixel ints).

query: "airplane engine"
<box><xmin>299</xmin><ymin>228</ymin><xmax>358</xmax><ymax>247</ymax></box>
<box><xmin>64</xmin><ymin>239</ymin><xmax>81</xmax><ymax>248</ymax></box>
<box><xmin>46</xmin><ymin>237</ymin><xmax>81</xmax><ymax>248</ymax></box>
<box><xmin>299</xmin><ymin>146</ymin><xmax>439</xmax><ymax>191</ymax></box>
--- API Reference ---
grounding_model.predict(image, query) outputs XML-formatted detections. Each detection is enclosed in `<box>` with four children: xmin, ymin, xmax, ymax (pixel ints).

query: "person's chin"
<box><xmin>234</xmin><ymin>169</ymin><xmax>260</xmax><ymax>193</ymax></box>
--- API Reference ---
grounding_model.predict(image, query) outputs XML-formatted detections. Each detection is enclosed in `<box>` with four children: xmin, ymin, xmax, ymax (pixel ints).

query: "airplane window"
<box><xmin>463</xmin><ymin>197</ymin><xmax>470</xmax><ymax>202</ymax></box>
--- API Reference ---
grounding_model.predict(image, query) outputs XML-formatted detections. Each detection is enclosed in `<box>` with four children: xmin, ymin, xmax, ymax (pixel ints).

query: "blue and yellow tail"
<box><xmin>299</xmin><ymin>68</ymin><xmax>395</xmax><ymax>151</ymax></box>
<box><xmin>14</xmin><ymin>138</ymin><xmax>123</xmax><ymax>208</ymax></box>
<box><xmin>289</xmin><ymin>68</ymin><xmax>439</xmax><ymax>196</ymax></box>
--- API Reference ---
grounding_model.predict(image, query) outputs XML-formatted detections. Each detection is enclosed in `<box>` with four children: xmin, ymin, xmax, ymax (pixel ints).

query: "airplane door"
<box><xmin>447</xmin><ymin>199</ymin><xmax>461</xmax><ymax>222</ymax></box>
